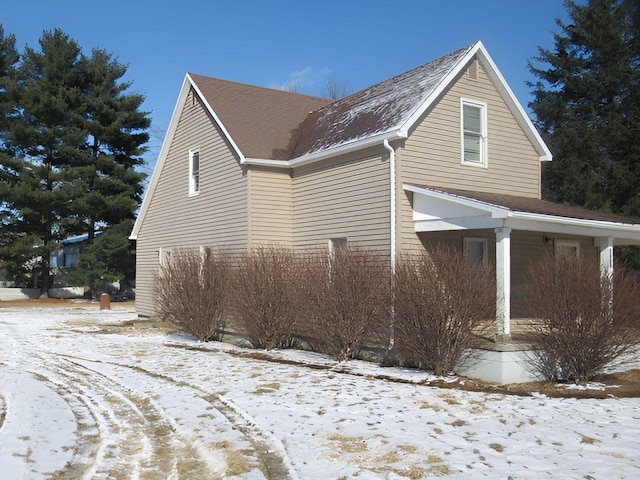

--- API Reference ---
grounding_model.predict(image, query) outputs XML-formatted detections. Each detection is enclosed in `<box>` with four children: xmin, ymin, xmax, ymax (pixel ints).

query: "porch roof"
<box><xmin>404</xmin><ymin>184</ymin><xmax>640</xmax><ymax>245</ymax></box>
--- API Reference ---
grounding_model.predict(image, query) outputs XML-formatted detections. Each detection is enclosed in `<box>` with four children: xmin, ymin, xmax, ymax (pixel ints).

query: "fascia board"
<box><xmin>398</xmin><ymin>41</ymin><xmax>552</xmax><ymax>162</ymax></box>
<box><xmin>414</xmin><ymin>217</ymin><xmax>505</xmax><ymax>232</ymax></box>
<box><xmin>507</xmin><ymin>212</ymin><xmax>640</xmax><ymax>237</ymax></box>
<box><xmin>244</xmin><ymin>130</ymin><xmax>406</xmax><ymax>169</ymax></box>
<box><xmin>475</xmin><ymin>46</ymin><xmax>553</xmax><ymax>162</ymax></box>
<box><xmin>398</xmin><ymin>42</ymin><xmax>481</xmax><ymax>138</ymax></box>
<box><xmin>405</xmin><ymin>184</ymin><xmax>640</xmax><ymax>242</ymax></box>
<box><xmin>131</xmin><ymin>74</ymin><xmax>193</xmax><ymax>240</ymax></box>
<box><xmin>130</xmin><ymin>74</ymin><xmax>249</xmax><ymax>240</ymax></box>
<box><xmin>403</xmin><ymin>183</ymin><xmax>510</xmax><ymax>219</ymax></box>
<box><xmin>187</xmin><ymin>74</ymin><xmax>246</xmax><ymax>163</ymax></box>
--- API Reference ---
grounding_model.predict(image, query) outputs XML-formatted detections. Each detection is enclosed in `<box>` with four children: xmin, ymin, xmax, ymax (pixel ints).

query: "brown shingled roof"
<box><xmin>189</xmin><ymin>73</ymin><xmax>330</xmax><ymax>160</ymax></box>
<box><xmin>290</xmin><ymin>44</ymin><xmax>475</xmax><ymax>157</ymax></box>
<box><xmin>189</xmin><ymin>43</ymin><xmax>476</xmax><ymax>161</ymax></box>
<box><xmin>423</xmin><ymin>186</ymin><xmax>640</xmax><ymax>225</ymax></box>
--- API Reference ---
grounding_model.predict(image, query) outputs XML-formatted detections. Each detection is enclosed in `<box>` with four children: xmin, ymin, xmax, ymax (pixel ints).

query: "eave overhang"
<box><xmin>404</xmin><ymin>184</ymin><xmax>640</xmax><ymax>246</ymax></box>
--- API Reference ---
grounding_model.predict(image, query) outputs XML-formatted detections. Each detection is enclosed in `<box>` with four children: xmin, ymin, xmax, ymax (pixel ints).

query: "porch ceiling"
<box><xmin>404</xmin><ymin>184</ymin><xmax>640</xmax><ymax>246</ymax></box>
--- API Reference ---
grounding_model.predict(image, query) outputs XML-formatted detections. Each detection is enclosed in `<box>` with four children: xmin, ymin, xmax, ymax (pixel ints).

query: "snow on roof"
<box><xmin>191</xmin><ymin>43</ymin><xmax>475</xmax><ymax>161</ymax></box>
<box><xmin>290</xmin><ymin>44</ymin><xmax>475</xmax><ymax>158</ymax></box>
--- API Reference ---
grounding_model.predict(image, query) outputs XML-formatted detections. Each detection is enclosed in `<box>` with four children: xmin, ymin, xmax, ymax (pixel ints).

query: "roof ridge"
<box><xmin>187</xmin><ymin>72</ymin><xmax>329</xmax><ymax>103</ymax></box>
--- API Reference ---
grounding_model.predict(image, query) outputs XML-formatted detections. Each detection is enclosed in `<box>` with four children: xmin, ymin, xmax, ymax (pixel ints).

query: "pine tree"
<box><xmin>73</xmin><ymin>49</ymin><xmax>149</xmax><ymax>241</ymax></box>
<box><xmin>2</xmin><ymin>29</ymin><xmax>89</xmax><ymax>292</ymax></box>
<box><xmin>0</xmin><ymin>25</ymin><xmax>19</xmax><ymax>215</ymax></box>
<box><xmin>529</xmin><ymin>0</ymin><xmax>640</xmax><ymax>216</ymax></box>
<box><xmin>0</xmin><ymin>27</ymin><xmax>150</xmax><ymax>292</ymax></box>
<box><xmin>68</xmin><ymin>219</ymin><xmax>136</xmax><ymax>298</ymax></box>
<box><xmin>0</xmin><ymin>26</ymin><xmax>23</xmax><ymax>284</ymax></box>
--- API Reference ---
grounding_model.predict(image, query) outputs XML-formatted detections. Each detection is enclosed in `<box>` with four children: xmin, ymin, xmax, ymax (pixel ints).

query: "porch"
<box><xmin>404</xmin><ymin>184</ymin><xmax>640</xmax><ymax>383</ymax></box>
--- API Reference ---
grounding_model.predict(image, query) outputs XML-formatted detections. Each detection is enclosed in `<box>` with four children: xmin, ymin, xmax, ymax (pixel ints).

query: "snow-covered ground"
<box><xmin>0</xmin><ymin>304</ymin><xmax>639</xmax><ymax>480</ymax></box>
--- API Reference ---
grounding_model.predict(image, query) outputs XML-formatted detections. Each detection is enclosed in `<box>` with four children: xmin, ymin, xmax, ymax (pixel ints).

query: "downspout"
<box><xmin>383</xmin><ymin>139</ymin><xmax>396</xmax><ymax>355</ymax></box>
<box><xmin>383</xmin><ymin>139</ymin><xmax>396</xmax><ymax>272</ymax></box>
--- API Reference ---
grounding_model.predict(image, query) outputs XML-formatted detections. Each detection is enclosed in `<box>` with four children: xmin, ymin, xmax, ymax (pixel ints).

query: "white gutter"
<box><xmin>383</xmin><ymin>139</ymin><xmax>396</xmax><ymax>272</ymax></box>
<box><xmin>244</xmin><ymin>130</ymin><xmax>406</xmax><ymax>169</ymax></box>
<box><xmin>509</xmin><ymin>211</ymin><xmax>640</xmax><ymax>231</ymax></box>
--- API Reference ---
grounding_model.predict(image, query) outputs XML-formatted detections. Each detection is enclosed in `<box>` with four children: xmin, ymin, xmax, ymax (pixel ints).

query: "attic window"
<box><xmin>189</xmin><ymin>148</ymin><xmax>200</xmax><ymax>196</ymax></box>
<box><xmin>461</xmin><ymin>99</ymin><xmax>487</xmax><ymax>167</ymax></box>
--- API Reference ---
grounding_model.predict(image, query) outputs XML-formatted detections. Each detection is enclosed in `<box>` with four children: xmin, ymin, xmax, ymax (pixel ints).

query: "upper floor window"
<box><xmin>189</xmin><ymin>148</ymin><xmax>200</xmax><ymax>196</ymax></box>
<box><xmin>461</xmin><ymin>99</ymin><xmax>487</xmax><ymax>167</ymax></box>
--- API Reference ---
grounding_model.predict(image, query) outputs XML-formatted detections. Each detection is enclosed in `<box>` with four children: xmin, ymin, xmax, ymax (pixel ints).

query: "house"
<box><xmin>48</xmin><ymin>233</ymin><xmax>93</xmax><ymax>298</ymax></box>
<box><xmin>0</xmin><ymin>234</ymin><xmax>91</xmax><ymax>299</ymax></box>
<box><xmin>50</xmin><ymin>233</ymin><xmax>88</xmax><ymax>271</ymax></box>
<box><xmin>131</xmin><ymin>41</ymin><xmax>640</xmax><ymax>383</ymax></box>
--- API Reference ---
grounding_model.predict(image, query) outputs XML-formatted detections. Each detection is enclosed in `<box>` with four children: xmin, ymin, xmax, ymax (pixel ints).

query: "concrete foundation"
<box><xmin>458</xmin><ymin>343</ymin><xmax>543</xmax><ymax>384</ymax></box>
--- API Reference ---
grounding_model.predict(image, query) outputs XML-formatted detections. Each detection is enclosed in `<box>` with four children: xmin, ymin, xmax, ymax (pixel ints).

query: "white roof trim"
<box><xmin>399</xmin><ymin>41</ymin><xmax>552</xmax><ymax>162</ymax></box>
<box><xmin>131</xmin><ymin>75</ymin><xmax>192</xmax><ymax>239</ymax></box>
<box><xmin>405</xmin><ymin>184</ymin><xmax>640</xmax><ymax>244</ymax></box>
<box><xmin>510</xmin><ymin>211</ymin><xmax>640</xmax><ymax>233</ymax></box>
<box><xmin>188</xmin><ymin>74</ymin><xmax>246</xmax><ymax>163</ymax></box>
<box><xmin>244</xmin><ymin>130</ymin><xmax>406</xmax><ymax>168</ymax></box>
<box><xmin>132</xmin><ymin>43</ymin><xmax>553</xmax><ymax>239</ymax></box>
<box><xmin>403</xmin><ymin>183</ymin><xmax>510</xmax><ymax>219</ymax></box>
<box><xmin>131</xmin><ymin>74</ymin><xmax>248</xmax><ymax>239</ymax></box>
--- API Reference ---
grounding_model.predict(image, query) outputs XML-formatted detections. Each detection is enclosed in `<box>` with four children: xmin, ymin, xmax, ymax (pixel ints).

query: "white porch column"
<box><xmin>596</xmin><ymin>236</ymin><xmax>614</xmax><ymax>279</ymax></box>
<box><xmin>495</xmin><ymin>227</ymin><xmax>511</xmax><ymax>341</ymax></box>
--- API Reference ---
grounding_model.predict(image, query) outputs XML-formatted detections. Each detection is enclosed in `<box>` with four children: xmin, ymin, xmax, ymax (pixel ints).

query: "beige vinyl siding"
<box><xmin>401</xmin><ymin>60</ymin><xmax>541</xmax><ymax>197</ymax></box>
<box><xmin>417</xmin><ymin>229</ymin><xmax>496</xmax><ymax>260</ymax></box>
<box><xmin>510</xmin><ymin>231</ymin><xmax>552</xmax><ymax>319</ymax></box>
<box><xmin>292</xmin><ymin>148</ymin><xmax>390</xmax><ymax>253</ymax></box>
<box><xmin>398</xmin><ymin>59</ymin><xmax>543</xmax><ymax>255</ymax></box>
<box><xmin>418</xmin><ymin>230</ymin><xmax>599</xmax><ymax>326</ymax></box>
<box><xmin>135</xmin><ymin>89</ymin><xmax>248</xmax><ymax>317</ymax></box>
<box><xmin>248</xmin><ymin>166</ymin><xmax>292</xmax><ymax>246</ymax></box>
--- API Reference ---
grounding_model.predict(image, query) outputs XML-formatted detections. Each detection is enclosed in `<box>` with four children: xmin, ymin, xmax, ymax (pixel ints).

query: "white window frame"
<box><xmin>189</xmin><ymin>147</ymin><xmax>200</xmax><ymax>196</ymax></box>
<box><xmin>461</xmin><ymin>98</ymin><xmax>488</xmax><ymax>167</ymax></box>
<box><xmin>555</xmin><ymin>239</ymin><xmax>581</xmax><ymax>258</ymax></box>
<box><xmin>328</xmin><ymin>237</ymin><xmax>348</xmax><ymax>257</ymax></box>
<box><xmin>463</xmin><ymin>237</ymin><xmax>488</xmax><ymax>266</ymax></box>
<box><xmin>158</xmin><ymin>247</ymin><xmax>173</xmax><ymax>273</ymax></box>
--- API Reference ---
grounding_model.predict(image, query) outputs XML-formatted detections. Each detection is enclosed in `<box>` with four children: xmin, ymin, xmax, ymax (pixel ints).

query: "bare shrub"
<box><xmin>228</xmin><ymin>246</ymin><xmax>306</xmax><ymax>350</ymax></box>
<box><xmin>156</xmin><ymin>248</ymin><xmax>228</xmax><ymax>341</ymax></box>
<box><xmin>525</xmin><ymin>253</ymin><xmax>640</xmax><ymax>383</ymax></box>
<box><xmin>392</xmin><ymin>244</ymin><xmax>495</xmax><ymax>376</ymax></box>
<box><xmin>303</xmin><ymin>247</ymin><xmax>391</xmax><ymax>361</ymax></box>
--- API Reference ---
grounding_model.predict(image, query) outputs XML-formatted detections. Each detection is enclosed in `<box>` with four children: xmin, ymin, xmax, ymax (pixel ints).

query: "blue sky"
<box><xmin>2</xmin><ymin>0</ymin><xmax>569</xmax><ymax>172</ymax></box>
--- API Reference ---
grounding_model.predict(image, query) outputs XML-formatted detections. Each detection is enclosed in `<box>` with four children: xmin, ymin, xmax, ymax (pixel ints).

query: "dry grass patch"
<box><xmin>327</xmin><ymin>433</ymin><xmax>368</xmax><ymax>454</ymax></box>
<box><xmin>579</xmin><ymin>434</ymin><xmax>599</xmax><ymax>445</ymax></box>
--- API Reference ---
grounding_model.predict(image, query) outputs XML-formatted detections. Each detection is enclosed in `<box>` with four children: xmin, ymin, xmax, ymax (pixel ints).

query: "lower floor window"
<box><xmin>555</xmin><ymin>239</ymin><xmax>580</xmax><ymax>259</ymax></box>
<box><xmin>463</xmin><ymin>237</ymin><xmax>488</xmax><ymax>266</ymax></box>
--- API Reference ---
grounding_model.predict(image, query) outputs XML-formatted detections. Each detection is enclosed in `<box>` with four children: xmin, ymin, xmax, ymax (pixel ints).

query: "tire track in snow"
<box><xmin>0</xmin><ymin>394</ymin><xmax>5</xmax><ymax>430</ymax></box>
<box><xmin>31</xmin><ymin>352</ymin><xmax>214</xmax><ymax>480</ymax></box>
<box><xmin>55</xmin><ymin>352</ymin><xmax>299</xmax><ymax>480</ymax></box>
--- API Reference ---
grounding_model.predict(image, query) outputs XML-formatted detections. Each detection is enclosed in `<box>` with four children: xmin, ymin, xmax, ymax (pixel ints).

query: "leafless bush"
<box><xmin>156</xmin><ymin>248</ymin><xmax>229</xmax><ymax>342</ymax></box>
<box><xmin>303</xmin><ymin>248</ymin><xmax>391</xmax><ymax>361</ymax></box>
<box><xmin>393</xmin><ymin>244</ymin><xmax>495</xmax><ymax>376</ymax></box>
<box><xmin>525</xmin><ymin>253</ymin><xmax>640</xmax><ymax>383</ymax></box>
<box><xmin>228</xmin><ymin>246</ymin><xmax>307</xmax><ymax>350</ymax></box>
